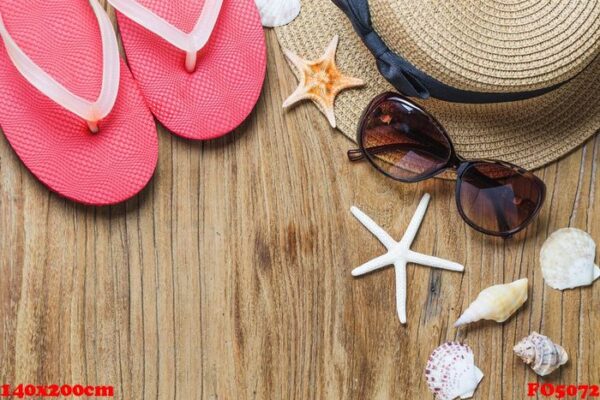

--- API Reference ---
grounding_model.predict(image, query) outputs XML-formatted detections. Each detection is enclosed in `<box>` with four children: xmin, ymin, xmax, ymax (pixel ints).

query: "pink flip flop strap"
<box><xmin>107</xmin><ymin>0</ymin><xmax>223</xmax><ymax>72</ymax></box>
<box><xmin>0</xmin><ymin>0</ymin><xmax>120</xmax><ymax>132</ymax></box>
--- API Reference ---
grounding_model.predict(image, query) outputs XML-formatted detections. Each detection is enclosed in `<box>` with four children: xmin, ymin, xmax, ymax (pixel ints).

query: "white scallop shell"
<box><xmin>425</xmin><ymin>342</ymin><xmax>484</xmax><ymax>400</ymax></box>
<box><xmin>454</xmin><ymin>278</ymin><xmax>528</xmax><ymax>327</ymax></box>
<box><xmin>255</xmin><ymin>0</ymin><xmax>301</xmax><ymax>27</ymax></box>
<box><xmin>513</xmin><ymin>332</ymin><xmax>568</xmax><ymax>376</ymax></box>
<box><xmin>540</xmin><ymin>228</ymin><xmax>600</xmax><ymax>290</ymax></box>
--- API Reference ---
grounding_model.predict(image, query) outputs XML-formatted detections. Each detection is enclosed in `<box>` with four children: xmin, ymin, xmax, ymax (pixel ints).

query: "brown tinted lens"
<box><xmin>360</xmin><ymin>97</ymin><xmax>452</xmax><ymax>181</ymax></box>
<box><xmin>458</xmin><ymin>162</ymin><xmax>545</xmax><ymax>235</ymax></box>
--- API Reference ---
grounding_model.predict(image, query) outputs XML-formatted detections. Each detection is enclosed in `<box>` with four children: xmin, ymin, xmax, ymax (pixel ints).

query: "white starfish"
<box><xmin>351</xmin><ymin>193</ymin><xmax>464</xmax><ymax>324</ymax></box>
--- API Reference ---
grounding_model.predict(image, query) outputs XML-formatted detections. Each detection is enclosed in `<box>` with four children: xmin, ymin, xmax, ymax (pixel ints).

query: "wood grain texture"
<box><xmin>0</xmin><ymin>14</ymin><xmax>599</xmax><ymax>399</ymax></box>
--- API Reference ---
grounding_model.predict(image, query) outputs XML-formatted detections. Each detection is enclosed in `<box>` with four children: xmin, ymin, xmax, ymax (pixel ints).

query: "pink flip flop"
<box><xmin>0</xmin><ymin>0</ymin><xmax>158</xmax><ymax>205</ymax></box>
<box><xmin>108</xmin><ymin>0</ymin><xmax>267</xmax><ymax>140</ymax></box>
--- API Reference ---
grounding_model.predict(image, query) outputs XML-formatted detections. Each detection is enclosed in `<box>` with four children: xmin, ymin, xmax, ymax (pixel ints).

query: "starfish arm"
<box><xmin>339</xmin><ymin>76</ymin><xmax>365</xmax><ymax>90</ymax></box>
<box><xmin>406</xmin><ymin>250</ymin><xmax>464</xmax><ymax>272</ymax></box>
<box><xmin>322</xmin><ymin>35</ymin><xmax>339</xmax><ymax>63</ymax></box>
<box><xmin>394</xmin><ymin>260</ymin><xmax>408</xmax><ymax>324</ymax></box>
<box><xmin>323</xmin><ymin>104</ymin><xmax>337</xmax><ymax>128</ymax></box>
<box><xmin>400</xmin><ymin>193</ymin><xmax>431</xmax><ymax>248</ymax></box>
<box><xmin>282</xmin><ymin>85</ymin><xmax>311</xmax><ymax>108</ymax></box>
<box><xmin>303</xmin><ymin>90</ymin><xmax>337</xmax><ymax>128</ymax></box>
<box><xmin>351</xmin><ymin>252</ymin><xmax>395</xmax><ymax>276</ymax></box>
<box><xmin>350</xmin><ymin>206</ymin><xmax>397</xmax><ymax>249</ymax></box>
<box><xmin>282</xmin><ymin>48</ymin><xmax>308</xmax><ymax>73</ymax></box>
<box><xmin>330</xmin><ymin>77</ymin><xmax>365</xmax><ymax>100</ymax></box>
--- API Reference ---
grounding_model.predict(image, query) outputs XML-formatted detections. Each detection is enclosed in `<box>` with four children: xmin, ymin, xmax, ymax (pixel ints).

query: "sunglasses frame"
<box><xmin>351</xmin><ymin>92</ymin><xmax>547</xmax><ymax>238</ymax></box>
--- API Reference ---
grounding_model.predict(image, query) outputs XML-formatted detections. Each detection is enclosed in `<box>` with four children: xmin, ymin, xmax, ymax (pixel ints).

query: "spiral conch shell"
<box><xmin>454</xmin><ymin>278</ymin><xmax>528</xmax><ymax>327</ymax></box>
<box><xmin>513</xmin><ymin>332</ymin><xmax>568</xmax><ymax>376</ymax></box>
<box><xmin>425</xmin><ymin>342</ymin><xmax>483</xmax><ymax>400</ymax></box>
<box><xmin>540</xmin><ymin>228</ymin><xmax>600</xmax><ymax>290</ymax></box>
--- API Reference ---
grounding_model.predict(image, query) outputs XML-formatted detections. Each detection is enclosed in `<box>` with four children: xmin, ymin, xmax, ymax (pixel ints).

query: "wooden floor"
<box><xmin>1</xmin><ymin>27</ymin><xmax>599</xmax><ymax>400</ymax></box>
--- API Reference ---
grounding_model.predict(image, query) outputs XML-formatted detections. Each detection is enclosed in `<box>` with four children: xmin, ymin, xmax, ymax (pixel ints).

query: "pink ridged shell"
<box><xmin>425</xmin><ymin>342</ymin><xmax>483</xmax><ymax>400</ymax></box>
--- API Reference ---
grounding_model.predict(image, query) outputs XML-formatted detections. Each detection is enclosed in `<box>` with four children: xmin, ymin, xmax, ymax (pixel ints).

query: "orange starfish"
<box><xmin>282</xmin><ymin>35</ymin><xmax>364</xmax><ymax>128</ymax></box>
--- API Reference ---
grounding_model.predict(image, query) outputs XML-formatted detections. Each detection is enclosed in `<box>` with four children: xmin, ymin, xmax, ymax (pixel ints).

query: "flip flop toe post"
<box><xmin>0</xmin><ymin>0</ymin><xmax>158</xmax><ymax>205</ymax></box>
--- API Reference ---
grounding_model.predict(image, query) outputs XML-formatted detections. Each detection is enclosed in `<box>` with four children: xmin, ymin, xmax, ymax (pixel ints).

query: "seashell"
<box><xmin>425</xmin><ymin>342</ymin><xmax>484</xmax><ymax>400</ymax></box>
<box><xmin>513</xmin><ymin>332</ymin><xmax>568</xmax><ymax>376</ymax></box>
<box><xmin>454</xmin><ymin>278</ymin><xmax>528</xmax><ymax>327</ymax></box>
<box><xmin>255</xmin><ymin>0</ymin><xmax>301</xmax><ymax>27</ymax></box>
<box><xmin>540</xmin><ymin>228</ymin><xmax>600</xmax><ymax>290</ymax></box>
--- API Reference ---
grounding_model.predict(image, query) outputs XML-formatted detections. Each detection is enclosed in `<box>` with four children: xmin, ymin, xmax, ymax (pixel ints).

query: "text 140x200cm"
<box><xmin>1</xmin><ymin>384</ymin><xmax>114</xmax><ymax>398</ymax></box>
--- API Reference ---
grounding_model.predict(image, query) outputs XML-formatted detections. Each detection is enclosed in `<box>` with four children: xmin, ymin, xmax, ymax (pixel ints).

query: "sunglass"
<box><xmin>348</xmin><ymin>92</ymin><xmax>546</xmax><ymax>237</ymax></box>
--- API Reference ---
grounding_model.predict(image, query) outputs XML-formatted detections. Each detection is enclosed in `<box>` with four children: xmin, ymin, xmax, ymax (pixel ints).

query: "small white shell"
<box><xmin>454</xmin><ymin>278</ymin><xmax>528</xmax><ymax>327</ymax></box>
<box><xmin>514</xmin><ymin>332</ymin><xmax>568</xmax><ymax>376</ymax></box>
<box><xmin>425</xmin><ymin>342</ymin><xmax>484</xmax><ymax>400</ymax></box>
<box><xmin>255</xmin><ymin>0</ymin><xmax>301</xmax><ymax>27</ymax></box>
<box><xmin>540</xmin><ymin>228</ymin><xmax>600</xmax><ymax>290</ymax></box>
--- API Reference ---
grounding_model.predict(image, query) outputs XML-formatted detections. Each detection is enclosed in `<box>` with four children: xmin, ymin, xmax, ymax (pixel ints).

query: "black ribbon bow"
<box><xmin>331</xmin><ymin>0</ymin><xmax>562</xmax><ymax>103</ymax></box>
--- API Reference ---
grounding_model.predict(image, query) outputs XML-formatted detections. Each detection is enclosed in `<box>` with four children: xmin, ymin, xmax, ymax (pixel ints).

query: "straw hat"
<box><xmin>275</xmin><ymin>0</ymin><xmax>600</xmax><ymax>170</ymax></box>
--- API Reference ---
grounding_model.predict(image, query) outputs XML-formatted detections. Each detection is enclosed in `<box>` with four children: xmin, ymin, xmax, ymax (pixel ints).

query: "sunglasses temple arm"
<box><xmin>348</xmin><ymin>143</ymin><xmax>449</xmax><ymax>162</ymax></box>
<box><xmin>348</xmin><ymin>148</ymin><xmax>365</xmax><ymax>162</ymax></box>
<box><xmin>383</xmin><ymin>143</ymin><xmax>449</xmax><ymax>157</ymax></box>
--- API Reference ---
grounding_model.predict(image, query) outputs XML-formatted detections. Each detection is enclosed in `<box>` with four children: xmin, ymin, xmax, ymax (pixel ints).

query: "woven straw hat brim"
<box><xmin>275</xmin><ymin>0</ymin><xmax>600</xmax><ymax>171</ymax></box>
<box><xmin>373</xmin><ymin>0</ymin><xmax>600</xmax><ymax>92</ymax></box>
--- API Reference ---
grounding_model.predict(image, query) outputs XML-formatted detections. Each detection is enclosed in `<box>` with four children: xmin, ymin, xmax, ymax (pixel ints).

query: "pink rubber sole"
<box><xmin>0</xmin><ymin>0</ymin><xmax>158</xmax><ymax>205</ymax></box>
<box><xmin>117</xmin><ymin>0</ymin><xmax>267</xmax><ymax>140</ymax></box>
